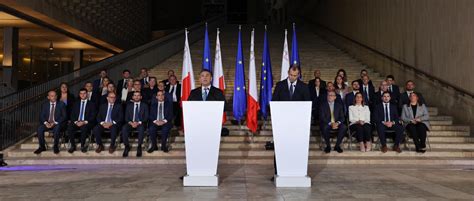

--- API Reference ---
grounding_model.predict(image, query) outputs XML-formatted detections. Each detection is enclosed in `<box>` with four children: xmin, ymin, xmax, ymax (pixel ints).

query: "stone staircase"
<box><xmin>4</xmin><ymin>25</ymin><xmax>473</xmax><ymax>166</ymax></box>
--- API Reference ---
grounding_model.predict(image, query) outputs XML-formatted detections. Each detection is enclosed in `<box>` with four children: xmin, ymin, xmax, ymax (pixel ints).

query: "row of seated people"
<box><xmin>275</xmin><ymin>66</ymin><xmax>430</xmax><ymax>154</ymax></box>
<box><xmin>33</xmin><ymin>69</ymin><xmax>226</xmax><ymax>157</ymax></box>
<box><xmin>34</xmin><ymin>89</ymin><xmax>174</xmax><ymax>157</ymax></box>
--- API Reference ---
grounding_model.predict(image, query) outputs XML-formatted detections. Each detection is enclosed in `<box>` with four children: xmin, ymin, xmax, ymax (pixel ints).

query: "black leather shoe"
<box><xmin>334</xmin><ymin>146</ymin><xmax>343</xmax><ymax>153</ymax></box>
<box><xmin>81</xmin><ymin>146</ymin><xmax>88</xmax><ymax>153</ymax></box>
<box><xmin>147</xmin><ymin>146</ymin><xmax>158</xmax><ymax>153</ymax></box>
<box><xmin>136</xmin><ymin>146</ymin><xmax>142</xmax><ymax>157</ymax></box>
<box><xmin>34</xmin><ymin>147</ymin><xmax>46</xmax><ymax>154</ymax></box>
<box><xmin>122</xmin><ymin>145</ymin><xmax>130</xmax><ymax>157</ymax></box>
<box><xmin>53</xmin><ymin>146</ymin><xmax>60</xmax><ymax>154</ymax></box>
<box><xmin>162</xmin><ymin>146</ymin><xmax>169</xmax><ymax>153</ymax></box>
<box><xmin>68</xmin><ymin>146</ymin><xmax>76</xmax><ymax>154</ymax></box>
<box><xmin>324</xmin><ymin>146</ymin><xmax>331</xmax><ymax>153</ymax></box>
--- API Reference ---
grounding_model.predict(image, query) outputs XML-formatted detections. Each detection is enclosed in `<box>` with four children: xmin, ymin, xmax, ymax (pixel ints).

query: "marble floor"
<box><xmin>0</xmin><ymin>164</ymin><xmax>473</xmax><ymax>201</ymax></box>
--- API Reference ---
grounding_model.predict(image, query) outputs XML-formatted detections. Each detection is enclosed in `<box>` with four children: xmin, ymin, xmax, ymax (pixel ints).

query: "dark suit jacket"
<box><xmin>100</xmin><ymin>93</ymin><xmax>121</xmax><ymax>106</ymax></box>
<box><xmin>57</xmin><ymin>93</ymin><xmax>75</xmax><ymax>120</ymax></box>
<box><xmin>188</xmin><ymin>86</ymin><xmax>225</xmax><ymax>101</ymax></box>
<box><xmin>142</xmin><ymin>87</ymin><xmax>159</xmax><ymax>104</ymax></box>
<box><xmin>360</xmin><ymin>83</ymin><xmax>376</xmax><ymax>105</ymax></box>
<box><xmin>140</xmin><ymin>77</ymin><xmax>150</xmax><ymax>86</ymax></box>
<box><xmin>39</xmin><ymin>101</ymin><xmax>67</xmax><ymax>125</ymax></box>
<box><xmin>356</xmin><ymin>79</ymin><xmax>374</xmax><ymax>90</ymax></box>
<box><xmin>125</xmin><ymin>91</ymin><xmax>145</xmax><ymax>104</ymax></box>
<box><xmin>272</xmin><ymin>79</ymin><xmax>311</xmax><ymax>101</ymax></box>
<box><xmin>87</xmin><ymin>91</ymin><xmax>101</xmax><ymax>105</ymax></box>
<box><xmin>165</xmin><ymin>84</ymin><xmax>182</xmax><ymax>103</ymax></box>
<box><xmin>373</xmin><ymin>102</ymin><xmax>400</xmax><ymax>124</ymax></box>
<box><xmin>319</xmin><ymin>101</ymin><xmax>346</xmax><ymax>126</ymax></box>
<box><xmin>388</xmin><ymin>84</ymin><xmax>400</xmax><ymax>104</ymax></box>
<box><xmin>70</xmin><ymin>100</ymin><xmax>97</xmax><ymax>124</ymax></box>
<box><xmin>373</xmin><ymin>91</ymin><xmax>398</xmax><ymax>106</ymax></box>
<box><xmin>307</xmin><ymin>78</ymin><xmax>327</xmax><ymax>93</ymax></box>
<box><xmin>344</xmin><ymin>91</ymin><xmax>358</xmax><ymax>109</ymax></box>
<box><xmin>124</xmin><ymin>101</ymin><xmax>149</xmax><ymax>123</ymax></box>
<box><xmin>116</xmin><ymin>79</ymin><xmax>130</xmax><ymax>98</ymax></box>
<box><xmin>399</xmin><ymin>91</ymin><xmax>426</xmax><ymax>108</ymax></box>
<box><xmin>96</xmin><ymin>103</ymin><xmax>123</xmax><ymax>125</ymax></box>
<box><xmin>149</xmin><ymin>100</ymin><xmax>174</xmax><ymax>123</ymax></box>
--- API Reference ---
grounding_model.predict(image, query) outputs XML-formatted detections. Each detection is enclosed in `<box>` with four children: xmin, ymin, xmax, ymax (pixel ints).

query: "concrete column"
<box><xmin>73</xmin><ymin>49</ymin><xmax>83</xmax><ymax>70</ymax></box>
<box><xmin>2</xmin><ymin>27</ymin><xmax>19</xmax><ymax>91</ymax></box>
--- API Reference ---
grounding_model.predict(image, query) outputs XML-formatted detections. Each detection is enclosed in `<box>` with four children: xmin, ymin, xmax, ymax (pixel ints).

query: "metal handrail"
<box><xmin>305</xmin><ymin>18</ymin><xmax>474</xmax><ymax>99</ymax></box>
<box><xmin>0</xmin><ymin>15</ymin><xmax>224</xmax><ymax>112</ymax></box>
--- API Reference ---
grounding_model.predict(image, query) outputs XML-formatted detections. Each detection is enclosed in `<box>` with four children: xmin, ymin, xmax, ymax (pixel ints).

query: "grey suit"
<box><xmin>401</xmin><ymin>104</ymin><xmax>430</xmax><ymax>129</ymax></box>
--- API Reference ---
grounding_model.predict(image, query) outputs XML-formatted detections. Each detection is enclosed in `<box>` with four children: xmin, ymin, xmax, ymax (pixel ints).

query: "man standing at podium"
<box><xmin>188</xmin><ymin>69</ymin><xmax>225</xmax><ymax>101</ymax></box>
<box><xmin>271</xmin><ymin>65</ymin><xmax>311</xmax><ymax>179</ymax></box>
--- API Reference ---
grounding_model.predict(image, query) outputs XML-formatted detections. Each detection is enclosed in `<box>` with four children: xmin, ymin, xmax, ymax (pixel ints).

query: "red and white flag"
<box><xmin>212</xmin><ymin>28</ymin><xmax>227</xmax><ymax>123</ymax></box>
<box><xmin>247</xmin><ymin>28</ymin><xmax>259</xmax><ymax>133</ymax></box>
<box><xmin>280</xmin><ymin>29</ymin><xmax>290</xmax><ymax>81</ymax></box>
<box><xmin>181</xmin><ymin>28</ymin><xmax>195</xmax><ymax>104</ymax></box>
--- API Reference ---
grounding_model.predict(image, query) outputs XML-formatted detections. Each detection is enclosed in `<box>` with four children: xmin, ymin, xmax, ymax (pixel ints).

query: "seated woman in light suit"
<box><xmin>348</xmin><ymin>92</ymin><xmax>372</xmax><ymax>152</ymax></box>
<box><xmin>401</xmin><ymin>92</ymin><xmax>430</xmax><ymax>153</ymax></box>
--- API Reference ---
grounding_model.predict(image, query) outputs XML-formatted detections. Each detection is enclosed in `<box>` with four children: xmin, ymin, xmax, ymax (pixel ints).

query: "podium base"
<box><xmin>275</xmin><ymin>175</ymin><xmax>311</xmax><ymax>187</ymax></box>
<box><xmin>183</xmin><ymin>175</ymin><xmax>219</xmax><ymax>187</ymax></box>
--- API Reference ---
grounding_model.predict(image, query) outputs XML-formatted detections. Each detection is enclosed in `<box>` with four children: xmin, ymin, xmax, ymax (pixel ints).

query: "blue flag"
<box><xmin>290</xmin><ymin>23</ymin><xmax>301</xmax><ymax>79</ymax></box>
<box><xmin>259</xmin><ymin>26</ymin><xmax>273</xmax><ymax>120</ymax></box>
<box><xmin>233</xmin><ymin>26</ymin><xmax>246</xmax><ymax>121</ymax></box>
<box><xmin>202</xmin><ymin>23</ymin><xmax>212</xmax><ymax>72</ymax></box>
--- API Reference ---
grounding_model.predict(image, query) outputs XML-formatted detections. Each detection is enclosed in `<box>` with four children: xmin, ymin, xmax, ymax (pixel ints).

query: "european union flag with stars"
<box><xmin>233</xmin><ymin>25</ymin><xmax>247</xmax><ymax>121</ymax></box>
<box><xmin>259</xmin><ymin>26</ymin><xmax>273</xmax><ymax>120</ymax></box>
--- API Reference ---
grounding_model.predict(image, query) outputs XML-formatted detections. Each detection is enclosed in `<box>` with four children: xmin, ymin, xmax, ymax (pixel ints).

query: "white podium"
<box><xmin>182</xmin><ymin>101</ymin><xmax>224</xmax><ymax>186</ymax></box>
<box><xmin>270</xmin><ymin>101</ymin><xmax>312</xmax><ymax>187</ymax></box>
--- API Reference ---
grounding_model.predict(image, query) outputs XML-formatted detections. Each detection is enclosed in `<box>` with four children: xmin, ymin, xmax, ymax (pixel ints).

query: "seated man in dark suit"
<box><xmin>84</xmin><ymin>81</ymin><xmax>100</xmax><ymax>107</ymax></box>
<box><xmin>148</xmin><ymin>90</ymin><xmax>174</xmax><ymax>153</ymax></box>
<box><xmin>34</xmin><ymin>90</ymin><xmax>67</xmax><ymax>154</ymax></box>
<box><xmin>67</xmin><ymin>88</ymin><xmax>97</xmax><ymax>153</ymax></box>
<box><xmin>386</xmin><ymin>75</ymin><xmax>400</xmax><ymax>105</ymax></box>
<box><xmin>117</xmin><ymin>69</ymin><xmax>131</xmax><ymax>99</ymax></box>
<box><xmin>122</xmin><ymin>91</ymin><xmax>149</xmax><ymax>157</ymax></box>
<box><xmin>374</xmin><ymin>91</ymin><xmax>404</xmax><ymax>153</ymax></box>
<box><xmin>125</xmin><ymin>80</ymin><xmax>144</xmax><ymax>103</ymax></box>
<box><xmin>360</xmin><ymin>75</ymin><xmax>375</xmax><ymax>107</ymax></box>
<box><xmin>188</xmin><ymin>69</ymin><xmax>226</xmax><ymax>101</ymax></box>
<box><xmin>320</xmin><ymin>91</ymin><xmax>347</xmax><ymax>153</ymax></box>
<box><xmin>93</xmin><ymin>69</ymin><xmax>107</xmax><ymax>93</ymax></box>
<box><xmin>356</xmin><ymin>69</ymin><xmax>374</xmax><ymax>89</ymax></box>
<box><xmin>345</xmin><ymin>80</ymin><xmax>361</xmax><ymax>111</ymax></box>
<box><xmin>99</xmin><ymin>83</ymin><xmax>119</xmax><ymax>106</ymax></box>
<box><xmin>165</xmin><ymin>75</ymin><xmax>182</xmax><ymax>127</ymax></box>
<box><xmin>399</xmin><ymin>80</ymin><xmax>426</xmax><ymax>108</ymax></box>
<box><xmin>162</xmin><ymin>70</ymin><xmax>180</xmax><ymax>87</ymax></box>
<box><xmin>92</xmin><ymin>92</ymin><xmax>123</xmax><ymax>154</ymax></box>
<box><xmin>319</xmin><ymin>82</ymin><xmax>344</xmax><ymax>109</ymax></box>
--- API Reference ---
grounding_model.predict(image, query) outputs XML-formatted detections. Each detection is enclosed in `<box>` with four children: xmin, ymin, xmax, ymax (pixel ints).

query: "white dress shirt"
<box><xmin>169</xmin><ymin>84</ymin><xmax>178</xmax><ymax>102</ymax></box>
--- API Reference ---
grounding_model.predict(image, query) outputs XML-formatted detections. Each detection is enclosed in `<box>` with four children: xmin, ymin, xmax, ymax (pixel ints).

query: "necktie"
<box><xmin>79</xmin><ymin>101</ymin><xmax>85</xmax><ymax>121</ymax></box>
<box><xmin>123</xmin><ymin>79</ymin><xmax>127</xmax><ymax>89</ymax></box>
<box><xmin>106</xmin><ymin>104</ymin><xmax>112</xmax><ymax>123</ymax></box>
<box><xmin>203</xmin><ymin>88</ymin><xmax>209</xmax><ymax>101</ymax></box>
<box><xmin>330</xmin><ymin>104</ymin><xmax>335</xmax><ymax>123</ymax></box>
<box><xmin>48</xmin><ymin>103</ymin><xmax>55</xmax><ymax>123</ymax></box>
<box><xmin>389</xmin><ymin>86</ymin><xmax>393</xmax><ymax>92</ymax></box>
<box><xmin>158</xmin><ymin>103</ymin><xmax>163</xmax><ymax>121</ymax></box>
<box><xmin>289</xmin><ymin>82</ymin><xmax>294</xmax><ymax>99</ymax></box>
<box><xmin>364</xmin><ymin>86</ymin><xmax>369</xmax><ymax>100</ymax></box>
<box><xmin>170</xmin><ymin>86</ymin><xmax>175</xmax><ymax>94</ymax></box>
<box><xmin>133</xmin><ymin>103</ymin><xmax>140</xmax><ymax>122</ymax></box>
<box><xmin>384</xmin><ymin>103</ymin><xmax>390</xmax><ymax>122</ymax></box>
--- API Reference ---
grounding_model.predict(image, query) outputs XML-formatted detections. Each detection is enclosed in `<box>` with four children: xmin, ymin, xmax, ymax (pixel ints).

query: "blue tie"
<box><xmin>79</xmin><ymin>101</ymin><xmax>85</xmax><ymax>121</ymax></box>
<box><xmin>106</xmin><ymin>105</ymin><xmax>112</xmax><ymax>123</ymax></box>
<box><xmin>134</xmin><ymin>104</ymin><xmax>140</xmax><ymax>122</ymax></box>
<box><xmin>202</xmin><ymin>88</ymin><xmax>208</xmax><ymax>101</ymax></box>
